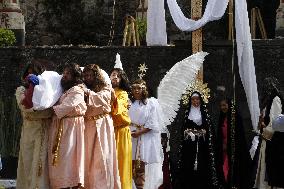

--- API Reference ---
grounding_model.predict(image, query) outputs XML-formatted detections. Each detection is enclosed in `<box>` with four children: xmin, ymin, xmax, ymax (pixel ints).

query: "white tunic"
<box><xmin>129</xmin><ymin>98</ymin><xmax>165</xmax><ymax>189</ymax></box>
<box><xmin>129</xmin><ymin>98</ymin><xmax>164</xmax><ymax>164</ymax></box>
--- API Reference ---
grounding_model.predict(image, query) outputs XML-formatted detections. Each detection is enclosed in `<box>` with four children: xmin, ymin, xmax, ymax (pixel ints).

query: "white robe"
<box><xmin>15</xmin><ymin>86</ymin><xmax>52</xmax><ymax>189</ymax></box>
<box><xmin>129</xmin><ymin>98</ymin><xmax>165</xmax><ymax>189</ymax></box>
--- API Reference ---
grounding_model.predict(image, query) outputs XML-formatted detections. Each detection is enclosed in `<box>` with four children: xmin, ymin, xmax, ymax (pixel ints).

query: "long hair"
<box><xmin>262</xmin><ymin>77</ymin><xmax>284</xmax><ymax>125</ymax></box>
<box><xmin>22</xmin><ymin>59</ymin><xmax>46</xmax><ymax>79</ymax></box>
<box><xmin>130</xmin><ymin>79</ymin><xmax>148</xmax><ymax>105</ymax></box>
<box><xmin>83</xmin><ymin>64</ymin><xmax>106</xmax><ymax>92</ymax></box>
<box><xmin>63</xmin><ymin>63</ymin><xmax>83</xmax><ymax>85</ymax></box>
<box><xmin>218</xmin><ymin>98</ymin><xmax>232</xmax><ymax>124</ymax></box>
<box><xmin>110</xmin><ymin>68</ymin><xmax>130</xmax><ymax>92</ymax></box>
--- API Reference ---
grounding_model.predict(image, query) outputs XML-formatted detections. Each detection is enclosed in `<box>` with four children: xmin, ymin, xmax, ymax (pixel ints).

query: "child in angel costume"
<box><xmin>129</xmin><ymin>79</ymin><xmax>165</xmax><ymax>189</ymax></box>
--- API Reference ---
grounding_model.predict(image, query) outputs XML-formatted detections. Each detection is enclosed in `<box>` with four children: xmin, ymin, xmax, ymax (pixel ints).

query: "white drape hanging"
<box><xmin>235</xmin><ymin>0</ymin><xmax>260</xmax><ymax>130</ymax></box>
<box><xmin>166</xmin><ymin>0</ymin><xmax>229</xmax><ymax>31</ymax></box>
<box><xmin>146</xmin><ymin>0</ymin><xmax>167</xmax><ymax>45</ymax></box>
<box><xmin>147</xmin><ymin>0</ymin><xmax>260</xmax><ymax>130</ymax></box>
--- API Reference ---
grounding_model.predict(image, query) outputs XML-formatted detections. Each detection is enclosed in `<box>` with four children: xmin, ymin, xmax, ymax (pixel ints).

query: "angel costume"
<box><xmin>16</xmin><ymin>86</ymin><xmax>52</xmax><ymax>189</ymax></box>
<box><xmin>129</xmin><ymin>97</ymin><xmax>165</xmax><ymax>189</ymax></box>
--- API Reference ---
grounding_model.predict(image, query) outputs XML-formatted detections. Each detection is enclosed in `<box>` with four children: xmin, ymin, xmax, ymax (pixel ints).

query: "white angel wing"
<box><xmin>157</xmin><ymin>51</ymin><xmax>208</xmax><ymax>126</ymax></box>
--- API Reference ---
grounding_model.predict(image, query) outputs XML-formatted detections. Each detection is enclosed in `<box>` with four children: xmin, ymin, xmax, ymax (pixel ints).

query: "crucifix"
<box><xmin>191</xmin><ymin>0</ymin><xmax>203</xmax><ymax>80</ymax></box>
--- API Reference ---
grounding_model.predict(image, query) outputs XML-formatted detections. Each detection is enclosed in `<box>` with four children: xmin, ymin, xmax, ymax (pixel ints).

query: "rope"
<box><xmin>107</xmin><ymin>0</ymin><xmax>116</xmax><ymax>46</ymax></box>
<box><xmin>230</xmin><ymin>0</ymin><xmax>237</xmax><ymax>187</ymax></box>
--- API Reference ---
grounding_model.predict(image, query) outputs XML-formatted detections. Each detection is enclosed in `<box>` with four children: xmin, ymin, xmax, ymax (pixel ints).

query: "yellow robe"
<box><xmin>112</xmin><ymin>89</ymin><xmax>132</xmax><ymax>189</ymax></box>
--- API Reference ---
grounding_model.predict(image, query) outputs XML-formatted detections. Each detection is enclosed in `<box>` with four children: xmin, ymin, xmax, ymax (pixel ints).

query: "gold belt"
<box><xmin>131</xmin><ymin>123</ymin><xmax>144</xmax><ymax>129</ymax></box>
<box><xmin>85</xmin><ymin>113</ymin><xmax>109</xmax><ymax>121</ymax></box>
<box><xmin>25</xmin><ymin>116</ymin><xmax>51</xmax><ymax>121</ymax></box>
<box><xmin>52</xmin><ymin>114</ymin><xmax>84</xmax><ymax>166</ymax></box>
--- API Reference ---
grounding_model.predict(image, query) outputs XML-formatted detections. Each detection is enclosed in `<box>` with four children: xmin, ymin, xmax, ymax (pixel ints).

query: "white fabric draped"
<box><xmin>166</xmin><ymin>0</ymin><xmax>229</xmax><ymax>31</ymax></box>
<box><xmin>32</xmin><ymin>71</ymin><xmax>63</xmax><ymax>110</ymax></box>
<box><xmin>235</xmin><ymin>0</ymin><xmax>260</xmax><ymax>130</ymax></box>
<box><xmin>148</xmin><ymin>0</ymin><xmax>260</xmax><ymax>130</ymax></box>
<box><xmin>146</xmin><ymin>0</ymin><xmax>167</xmax><ymax>45</ymax></box>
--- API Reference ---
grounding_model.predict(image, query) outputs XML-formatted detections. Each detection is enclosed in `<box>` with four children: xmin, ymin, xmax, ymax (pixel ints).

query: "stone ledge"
<box><xmin>0</xmin><ymin>180</ymin><xmax>16</xmax><ymax>189</ymax></box>
<box><xmin>0</xmin><ymin>39</ymin><xmax>283</xmax><ymax>50</ymax></box>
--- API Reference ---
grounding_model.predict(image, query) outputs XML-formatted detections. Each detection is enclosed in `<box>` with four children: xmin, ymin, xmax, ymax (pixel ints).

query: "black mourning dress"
<box><xmin>180</xmin><ymin>93</ymin><xmax>221</xmax><ymax>189</ymax></box>
<box><xmin>216</xmin><ymin>102</ymin><xmax>252</xmax><ymax>189</ymax></box>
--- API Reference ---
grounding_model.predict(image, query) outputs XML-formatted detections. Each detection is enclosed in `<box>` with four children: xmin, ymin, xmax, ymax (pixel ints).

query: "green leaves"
<box><xmin>136</xmin><ymin>18</ymin><xmax>147</xmax><ymax>41</ymax></box>
<box><xmin>0</xmin><ymin>28</ymin><xmax>16</xmax><ymax>47</ymax></box>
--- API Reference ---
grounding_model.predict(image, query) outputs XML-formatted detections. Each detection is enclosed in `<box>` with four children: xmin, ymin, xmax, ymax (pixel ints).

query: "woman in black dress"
<box><xmin>180</xmin><ymin>91</ymin><xmax>221</xmax><ymax>189</ymax></box>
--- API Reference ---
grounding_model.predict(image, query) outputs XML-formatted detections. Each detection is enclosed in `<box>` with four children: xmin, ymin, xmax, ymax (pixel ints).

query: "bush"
<box><xmin>136</xmin><ymin>18</ymin><xmax>147</xmax><ymax>42</ymax></box>
<box><xmin>0</xmin><ymin>28</ymin><xmax>16</xmax><ymax>47</ymax></box>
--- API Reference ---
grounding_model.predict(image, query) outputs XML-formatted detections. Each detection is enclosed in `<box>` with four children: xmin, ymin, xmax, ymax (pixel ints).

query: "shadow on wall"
<box><xmin>0</xmin><ymin>156</ymin><xmax>18</xmax><ymax>179</ymax></box>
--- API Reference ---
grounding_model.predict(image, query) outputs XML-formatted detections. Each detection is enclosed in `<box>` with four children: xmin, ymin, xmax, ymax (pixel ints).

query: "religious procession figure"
<box><xmin>216</xmin><ymin>98</ymin><xmax>252</xmax><ymax>189</ymax></box>
<box><xmin>16</xmin><ymin>61</ymin><xmax>52</xmax><ymax>189</ymax></box>
<box><xmin>254</xmin><ymin>77</ymin><xmax>284</xmax><ymax>189</ymax></box>
<box><xmin>110</xmin><ymin>54</ymin><xmax>133</xmax><ymax>189</ymax></box>
<box><xmin>82</xmin><ymin>64</ymin><xmax>121</xmax><ymax>189</ymax></box>
<box><xmin>48</xmin><ymin>63</ymin><xmax>86</xmax><ymax>189</ymax></box>
<box><xmin>129</xmin><ymin>79</ymin><xmax>164</xmax><ymax>189</ymax></box>
<box><xmin>180</xmin><ymin>80</ymin><xmax>221</xmax><ymax>189</ymax></box>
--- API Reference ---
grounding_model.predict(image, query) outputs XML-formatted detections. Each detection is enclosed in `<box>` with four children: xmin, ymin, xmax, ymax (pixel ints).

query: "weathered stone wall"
<box><xmin>16</xmin><ymin>0</ymin><xmax>282</xmax><ymax>46</ymax></box>
<box><xmin>0</xmin><ymin>40</ymin><xmax>283</xmax><ymax>186</ymax></box>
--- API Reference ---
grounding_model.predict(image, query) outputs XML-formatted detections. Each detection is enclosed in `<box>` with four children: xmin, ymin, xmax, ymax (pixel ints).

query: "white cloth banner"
<box><xmin>147</xmin><ymin>0</ymin><xmax>260</xmax><ymax>130</ymax></box>
<box><xmin>235</xmin><ymin>0</ymin><xmax>260</xmax><ymax>130</ymax></box>
<box><xmin>166</xmin><ymin>0</ymin><xmax>229</xmax><ymax>31</ymax></box>
<box><xmin>146</xmin><ymin>0</ymin><xmax>167</xmax><ymax>46</ymax></box>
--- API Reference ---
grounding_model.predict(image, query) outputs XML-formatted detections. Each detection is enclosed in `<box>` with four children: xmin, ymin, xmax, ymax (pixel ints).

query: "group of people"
<box><xmin>179</xmin><ymin>77</ymin><xmax>284</xmax><ymax>189</ymax></box>
<box><xmin>15</xmin><ymin>59</ymin><xmax>165</xmax><ymax>189</ymax></box>
<box><xmin>14</xmin><ymin>57</ymin><xmax>284</xmax><ymax>189</ymax></box>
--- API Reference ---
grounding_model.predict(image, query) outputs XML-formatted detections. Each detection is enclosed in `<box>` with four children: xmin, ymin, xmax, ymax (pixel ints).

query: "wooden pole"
<box><xmin>122</xmin><ymin>18</ymin><xmax>129</xmax><ymax>46</ymax></box>
<box><xmin>191</xmin><ymin>0</ymin><xmax>203</xmax><ymax>81</ymax></box>
<box><xmin>228</xmin><ymin>0</ymin><xmax>234</xmax><ymax>40</ymax></box>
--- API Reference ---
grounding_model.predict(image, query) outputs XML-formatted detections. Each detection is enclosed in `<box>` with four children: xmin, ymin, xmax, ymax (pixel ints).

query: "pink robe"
<box><xmin>84</xmin><ymin>87</ymin><xmax>121</xmax><ymax>189</ymax></box>
<box><xmin>48</xmin><ymin>85</ymin><xmax>87</xmax><ymax>189</ymax></box>
<box><xmin>222</xmin><ymin>118</ymin><xmax>229</xmax><ymax>182</ymax></box>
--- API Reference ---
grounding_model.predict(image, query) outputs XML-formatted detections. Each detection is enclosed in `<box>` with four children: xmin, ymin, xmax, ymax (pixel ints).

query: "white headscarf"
<box><xmin>187</xmin><ymin>93</ymin><xmax>202</xmax><ymax>126</ymax></box>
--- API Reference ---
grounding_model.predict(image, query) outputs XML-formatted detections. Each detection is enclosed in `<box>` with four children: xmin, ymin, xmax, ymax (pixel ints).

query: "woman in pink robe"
<box><xmin>83</xmin><ymin>64</ymin><xmax>121</xmax><ymax>189</ymax></box>
<box><xmin>48</xmin><ymin>64</ymin><xmax>87</xmax><ymax>189</ymax></box>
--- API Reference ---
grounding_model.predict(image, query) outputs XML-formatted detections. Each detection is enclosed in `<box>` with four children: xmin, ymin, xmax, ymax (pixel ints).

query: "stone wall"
<box><xmin>16</xmin><ymin>0</ymin><xmax>282</xmax><ymax>46</ymax></box>
<box><xmin>0</xmin><ymin>40</ymin><xmax>283</xmax><ymax>186</ymax></box>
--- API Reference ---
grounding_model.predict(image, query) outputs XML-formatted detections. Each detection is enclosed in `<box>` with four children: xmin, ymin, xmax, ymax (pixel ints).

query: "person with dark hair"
<box><xmin>83</xmin><ymin>64</ymin><xmax>121</xmax><ymax>189</ymax></box>
<box><xmin>216</xmin><ymin>98</ymin><xmax>251</xmax><ymax>189</ymax></box>
<box><xmin>48</xmin><ymin>63</ymin><xmax>87</xmax><ymax>189</ymax></box>
<box><xmin>15</xmin><ymin>59</ymin><xmax>52</xmax><ymax>189</ymax></box>
<box><xmin>254</xmin><ymin>77</ymin><xmax>284</xmax><ymax>189</ymax></box>
<box><xmin>110</xmin><ymin>67</ymin><xmax>132</xmax><ymax>189</ymax></box>
<box><xmin>129</xmin><ymin>79</ymin><xmax>165</xmax><ymax>189</ymax></box>
<box><xmin>180</xmin><ymin>86</ymin><xmax>221</xmax><ymax>189</ymax></box>
<box><xmin>21</xmin><ymin>60</ymin><xmax>46</xmax><ymax>109</ymax></box>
